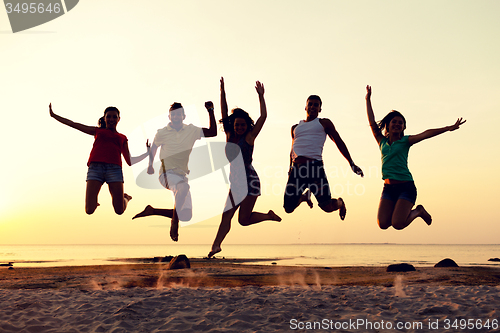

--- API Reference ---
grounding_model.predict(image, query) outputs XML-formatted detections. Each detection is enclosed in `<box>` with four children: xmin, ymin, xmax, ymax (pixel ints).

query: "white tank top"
<box><xmin>291</xmin><ymin>118</ymin><xmax>326</xmax><ymax>161</ymax></box>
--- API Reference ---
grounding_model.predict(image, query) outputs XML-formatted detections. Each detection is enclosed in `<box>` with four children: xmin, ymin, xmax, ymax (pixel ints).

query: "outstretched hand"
<box><xmin>351</xmin><ymin>164</ymin><xmax>364</xmax><ymax>177</ymax></box>
<box><xmin>205</xmin><ymin>101</ymin><xmax>214</xmax><ymax>110</ymax></box>
<box><xmin>255</xmin><ymin>81</ymin><xmax>265</xmax><ymax>95</ymax></box>
<box><xmin>146</xmin><ymin>139</ymin><xmax>153</xmax><ymax>174</ymax></box>
<box><xmin>49</xmin><ymin>103</ymin><xmax>55</xmax><ymax>117</ymax></box>
<box><xmin>366</xmin><ymin>85</ymin><xmax>372</xmax><ymax>100</ymax></box>
<box><xmin>220</xmin><ymin>77</ymin><xmax>225</xmax><ymax>92</ymax></box>
<box><xmin>449</xmin><ymin>118</ymin><xmax>466</xmax><ymax>131</ymax></box>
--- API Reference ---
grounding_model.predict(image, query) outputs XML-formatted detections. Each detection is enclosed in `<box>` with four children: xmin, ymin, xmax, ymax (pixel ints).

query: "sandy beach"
<box><xmin>1</xmin><ymin>260</ymin><xmax>499</xmax><ymax>332</ymax></box>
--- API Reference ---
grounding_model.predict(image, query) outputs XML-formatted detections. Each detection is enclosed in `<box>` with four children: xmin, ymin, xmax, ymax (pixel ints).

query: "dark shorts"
<box><xmin>283</xmin><ymin>160</ymin><xmax>332</xmax><ymax>212</ymax></box>
<box><xmin>86</xmin><ymin>162</ymin><xmax>123</xmax><ymax>183</ymax></box>
<box><xmin>381</xmin><ymin>181</ymin><xmax>417</xmax><ymax>204</ymax></box>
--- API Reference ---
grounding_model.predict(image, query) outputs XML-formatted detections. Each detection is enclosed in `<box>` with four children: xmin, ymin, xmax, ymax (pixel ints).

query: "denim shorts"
<box><xmin>86</xmin><ymin>162</ymin><xmax>124</xmax><ymax>183</ymax></box>
<box><xmin>381</xmin><ymin>181</ymin><xmax>417</xmax><ymax>204</ymax></box>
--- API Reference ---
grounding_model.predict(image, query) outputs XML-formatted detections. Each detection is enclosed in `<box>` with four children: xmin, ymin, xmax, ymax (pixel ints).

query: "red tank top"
<box><xmin>87</xmin><ymin>128</ymin><xmax>128</xmax><ymax>166</ymax></box>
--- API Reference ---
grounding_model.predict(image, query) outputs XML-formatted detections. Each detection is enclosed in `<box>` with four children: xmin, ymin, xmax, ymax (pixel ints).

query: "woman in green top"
<box><xmin>365</xmin><ymin>85</ymin><xmax>465</xmax><ymax>230</ymax></box>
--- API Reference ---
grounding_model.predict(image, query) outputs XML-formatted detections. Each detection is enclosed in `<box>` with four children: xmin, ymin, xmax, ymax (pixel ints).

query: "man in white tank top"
<box><xmin>283</xmin><ymin>95</ymin><xmax>363</xmax><ymax>220</ymax></box>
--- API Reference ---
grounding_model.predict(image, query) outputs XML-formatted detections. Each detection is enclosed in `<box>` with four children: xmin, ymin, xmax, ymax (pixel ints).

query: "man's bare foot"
<box><xmin>268</xmin><ymin>210</ymin><xmax>282</xmax><ymax>222</ymax></box>
<box><xmin>298</xmin><ymin>190</ymin><xmax>313</xmax><ymax>209</ymax></box>
<box><xmin>170</xmin><ymin>220</ymin><xmax>179</xmax><ymax>242</ymax></box>
<box><xmin>207</xmin><ymin>246</ymin><xmax>222</xmax><ymax>258</ymax></box>
<box><xmin>132</xmin><ymin>205</ymin><xmax>154</xmax><ymax>220</ymax></box>
<box><xmin>338</xmin><ymin>198</ymin><xmax>346</xmax><ymax>220</ymax></box>
<box><xmin>417</xmin><ymin>204</ymin><xmax>432</xmax><ymax>225</ymax></box>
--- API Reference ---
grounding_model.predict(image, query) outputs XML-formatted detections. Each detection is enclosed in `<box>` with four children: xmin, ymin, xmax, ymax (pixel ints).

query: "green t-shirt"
<box><xmin>379</xmin><ymin>135</ymin><xmax>413</xmax><ymax>181</ymax></box>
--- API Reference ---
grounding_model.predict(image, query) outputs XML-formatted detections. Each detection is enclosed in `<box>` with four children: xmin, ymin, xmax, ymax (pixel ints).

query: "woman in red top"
<box><xmin>49</xmin><ymin>104</ymin><xmax>148</xmax><ymax>215</ymax></box>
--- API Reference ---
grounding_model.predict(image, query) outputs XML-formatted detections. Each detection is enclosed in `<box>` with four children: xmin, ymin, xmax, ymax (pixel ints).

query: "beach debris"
<box><xmin>434</xmin><ymin>258</ymin><xmax>459</xmax><ymax>267</ymax></box>
<box><xmin>488</xmin><ymin>258</ymin><xmax>500</xmax><ymax>262</ymax></box>
<box><xmin>167</xmin><ymin>254</ymin><xmax>191</xmax><ymax>270</ymax></box>
<box><xmin>386</xmin><ymin>263</ymin><xmax>416</xmax><ymax>272</ymax></box>
<box><xmin>0</xmin><ymin>262</ymin><xmax>13</xmax><ymax>267</ymax></box>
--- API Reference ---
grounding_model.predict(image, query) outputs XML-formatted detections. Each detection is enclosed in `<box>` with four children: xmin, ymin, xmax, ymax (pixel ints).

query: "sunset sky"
<box><xmin>1</xmin><ymin>0</ymin><xmax>498</xmax><ymax>246</ymax></box>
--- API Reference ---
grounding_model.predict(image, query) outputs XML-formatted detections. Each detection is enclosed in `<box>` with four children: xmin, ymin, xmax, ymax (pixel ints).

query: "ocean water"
<box><xmin>1</xmin><ymin>244</ymin><xmax>500</xmax><ymax>268</ymax></box>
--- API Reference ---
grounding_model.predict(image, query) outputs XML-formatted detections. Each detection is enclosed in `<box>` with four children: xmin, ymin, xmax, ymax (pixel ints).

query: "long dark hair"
<box><xmin>377</xmin><ymin>110</ymin><xmax>406</xmax><ymax>137</ymax></box>
<box><xmin>220</xmin><ymin>108</ymin><xmax>255</xmax><ymax>136</ymax></box>
<box><xmin>98</xmin><ymin>106</ymin><xmax>120</xmax><ymax>128</ymax></box>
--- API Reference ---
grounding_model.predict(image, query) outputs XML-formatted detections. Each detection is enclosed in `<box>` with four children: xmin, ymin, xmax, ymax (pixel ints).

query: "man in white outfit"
<box><xmin>133</xmin><ymin>102</ymin><xmax>217</xmax><ymax>241</ymax></box>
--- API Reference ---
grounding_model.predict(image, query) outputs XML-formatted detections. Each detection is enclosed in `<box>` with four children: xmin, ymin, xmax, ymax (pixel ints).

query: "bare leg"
<box><xmin>318</xmin><ymin>197</ymin><xmax>346</xmax><ymax>220</ymax></box>
<box><xmin>208</xmin><ymin>192</ymin><xmax>282</xmax><ymax>258</ymax></box>
<box><xmin>417</xmin><ymin>204</ymin><xmax>432</xmax><ymax>225</ymax></box>
<box><xmin>132</xmin><ymin>204</ymin><xmax>177</xmax><ymax>241</ymax></box>
<box><xmin>124</xmin><ymin>193</ymin><xmax>132</xmax><ymax>206</ymax></box>
<box><xmin>238</xmin><ymin>195</ymin><xmax>282</xmax><ymax>226</ymax></box>
<box><xmin>170</xmin><ymin>209</ymin><xmax>179</xmax><ymax>242</ymax></box>
<box><xmin>377</xmin><ymin>199</ymin><xmax>395</xmax><ymax>230</ymax></box>
<box><xmin>108</xmin><ymin>182</ymin><xmax>130</xmax><ymax>215</ymax></box>
<box><xmin>85</xmin><ymin>180</ymin><xmax>103</xmax><ymax>215</ymax></box>
<box><xmin>132</xmin><ymin>205</ymin><xmax>174</xmax><ymax>219</ymax></box>
<box><xmin>169</xmin><ymin>182</ymin><xmax>190</xmax><ymax>242</ymax></box>
<box><xmin>391</xmin><ymin>199</ymin><xmax>432</xmax><ymax>230</ymax></box>
<box><xmin>208</xmin><ymin>205</ymin><xmax>238</xmax><ymax>258</ymax></box>
<box><xmin>134</xmin><ymin>205</ymin><xmax>177</xmax><ymax>241</ymax></box>
<box><xmin>337</xmin><ymin>198</ymin><xmax>346</xmax><ymax>220</ymax></box>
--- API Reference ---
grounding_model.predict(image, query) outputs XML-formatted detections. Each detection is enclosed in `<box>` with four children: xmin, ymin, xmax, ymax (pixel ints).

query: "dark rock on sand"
<box><xmin>167</xmin><ymin>254</ymin><xmax>191</xmax><ymax>270</ymax></box>
<box><xmin>157</xmin><ymin>256</ymin><xmax>174</xmax><ymax>263</ymax></box>
<box><xmin>488</xmin><ymin>258</ymin><xmax>500</xmax><ymax>262</ymax></box>
<box><xmin>386</xmin><ymin>263</ymin><xmax>416</xmax><ymax>272</ymax></box>
<box><xmin>434</xmin><ymin>258</ymin><xmax>459</xmax><ymax>267</ymax></box>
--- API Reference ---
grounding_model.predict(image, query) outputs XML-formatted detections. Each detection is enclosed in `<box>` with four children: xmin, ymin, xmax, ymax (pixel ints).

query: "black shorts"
<box><xmin>381</xmin><ymin>181</ymin><xmax>417</xmax><ymax>204</ymax></box>
<box><xmin>283</xmin><ymin>160</ymin><xmax>332</xmax><ymax>212</ymax></box>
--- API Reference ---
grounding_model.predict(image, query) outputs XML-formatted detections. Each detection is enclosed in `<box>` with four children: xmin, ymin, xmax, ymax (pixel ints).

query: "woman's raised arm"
<box><xmin>49</xmin><ymin>103</ymin><xmax>96</xmax><ymax>136</ymax></box>
<box><xmin>220</xmin><ymin>77</ymin><xmax>229</xmax><ymax>120</ymax></box>
<box><xmin>366</xmin><ymin>86</ymin><xmax>383</xmax><ymax>144</ymax></box>
<box><xmin>408</xmin><ymin>118</ymin><xmax>466</xmax><ymax>145</ymax></box>
<box><xmin>250</xmin><ymin>81</ymin><xmax>267</xmax><ymax>139</ymax></box>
